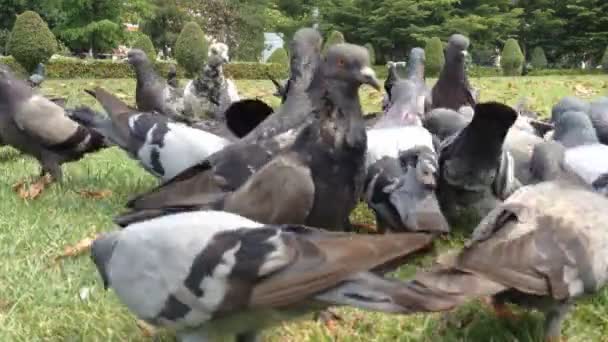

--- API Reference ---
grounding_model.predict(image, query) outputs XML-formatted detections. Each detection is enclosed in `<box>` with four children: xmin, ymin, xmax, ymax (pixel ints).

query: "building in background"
<box><xmin>262</xmin><ymin>32</ymin><xmax>284</xmax><ymax>62</ymax></box>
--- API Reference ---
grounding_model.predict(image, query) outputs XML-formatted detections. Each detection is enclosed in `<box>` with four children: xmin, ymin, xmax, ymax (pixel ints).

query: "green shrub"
<box><xmin>501</xmin><ymin>38</ymin><xmax>525</xmax><ymax>76</ymax></box>
<box><xmin>0</xmin><ymin>55</ymin><xmax>289</xmax><ymax>80</ymax></box>
<box><xmin>323</xmin><ymin>30</ymin><xmax>345</xmax><ymax>55</ymax></box>
<box><xmin>425</xmin><ymin>37</ymin><xmax>444</xmax><ymax>77</ymax></box>
<box><xmin>602</xmin><ymin>45</ymin><xmax>608</xmax><ymax>72</ymax></box>
<box><xmin>266</xmin><ymin>48</ymin><xmax>288</xmax><ymax>65</ymax></box>
<box><xmin>132</xmin><ymin>34</ymin><xmax>156</xmax><ymax>62</ymax></box>
<box><xmin>0</xmin><ymin>29</ymin><xmax>10</xmax><ymax>55</ymax></box>
<box><xmin>530</xmin><ymin>47</ymin><xmax>548</xmax><ymax>69</ymax></box>
<box><xmin>365</xmin><ymin>43</ymin><xmax>376</xmax><ymax>65</ymax></box>
<box><xmin>175</xmin><ymin>21</ymin><xmax>208</xmax><ymax>77</ymax></box>
<box><xmin>8</xmin><ymin>11</ymin><xmax>57</xmax><ymax>72</ymax></box>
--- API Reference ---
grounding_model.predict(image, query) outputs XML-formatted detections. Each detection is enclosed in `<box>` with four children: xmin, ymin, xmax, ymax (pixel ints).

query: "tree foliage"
<box><xmin>425</xmin><ymin>37</ymin><xmax>444</xmax><ymax>77</ymax></box>
<box><xmin>530</xmin><ymin>46</ymin><xmax>548</xmax><ymax>69</ymax></box>
<box><xmin>141</xmin><ymin>0</ymin><xmax>187</xmax><ymax>58</ymax></box>
<box><xmin>175</xmin><ymin>21</ymin><xmax>208</xmax><ymax>76</ymax></box>
<box><xmin>132</xmin><ymin>33</ymin><xmax>156</xmax><ymax>61</ymax></box>
<box><xmin>8</xmin><ymin>11</ymin><xmax>57</xmax><ymax>72</ymax></box>
<box><xmin>501</xmin><ymin>38</ymin><xmax>524</xmax><ymax>76</ymax></box>
<box><xmin>267</xmin><ymin>47</ymin><xmax>288</xmax><ymax>65</ymax></box>
<box><xmin>323</xmin><ymin>30</ymin><xmax>345</xmax><ymax>55</ymax></box>
<box><xmin>365</xmin><ymin>43</ymin><xmax>376</xmax><ymax>65</ymax></box>
<box><xmin>602</xmin><ymin>45</ymin><xmax>608</xmax><ymax>72</ymax></box>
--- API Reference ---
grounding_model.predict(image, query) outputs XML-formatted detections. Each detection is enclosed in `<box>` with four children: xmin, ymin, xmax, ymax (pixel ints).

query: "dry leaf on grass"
<box><xmin>77</xmin><ymin>189</ymin><xmax>113</xmax><ymax>199</ymax></box>
<box><xmin>55</xmin><ymin>234</ymin><xmax>99</xmax><ymax>261</ymax></box>
<box><xmin>574</xmin><ymin>84</ymin><xmax>595</xmax><ymax>97</ymax></box>
<box><xmin>12</xmin><ymin>175</ymin><xmax>52</xmax><ymax>200</ymax></box>
<box><xmin>136</xmin><ymin>319</ymin><xmax>158</xmax><ymax>337</ymax></box>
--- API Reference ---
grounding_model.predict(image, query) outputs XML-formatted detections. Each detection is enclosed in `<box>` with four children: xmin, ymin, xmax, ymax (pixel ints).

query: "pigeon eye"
<box><xmin>337</xmin><ymin>58</ymin><xmax>345</xmax><ymax>67</ymax></box>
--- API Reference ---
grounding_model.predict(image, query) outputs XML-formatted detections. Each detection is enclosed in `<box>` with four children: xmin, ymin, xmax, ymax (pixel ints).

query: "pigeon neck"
<box><xmin>135</xmin><ymin>61</ymin><xmax>159</xmax><ymax>86</ymax></box>
<box><xmin>440</xmin><ymin>59</ymin><xmax>467</xmax><ymax>84</ymax></box>
<box><xmin>324</xmin><ymin>80</ymin><xmax>364</xmax><ymax>121</ymax></box>
<box><xmin>406</xmin><ymin>63</ymin><xmax>424</xmax><ymax>82</ymax></box>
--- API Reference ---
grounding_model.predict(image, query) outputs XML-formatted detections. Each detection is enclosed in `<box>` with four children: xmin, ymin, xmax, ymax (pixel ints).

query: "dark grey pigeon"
<box><xmin>92</xmin><ymin>210</ymin><xmax>434</xmax><ymax>342</ymax></box>
<box><xmin>28</xmin><ymin>63</ymin><xmax>45</xmax><ymax>88</ymax></box>
<box><xmin>588</xmin><ymin>97</ymin><xmax>608</xmax><ymax>144</ymax></box>
<box><xmin>116</xmin><ymin>44</ymin><xmax>381</xmax><ymax>233</ymax></box>
<box><xmin>437</xmin><ymin>102</ymin><xmax>519</xmax><ymax>231</ymax></box>
<box><xmin>401</xmin><ymin>181</ymin><xmax>608</xmax><ymax>342</ymax></box>
<box><xmin>430</xmin><ymin>34</ymin><xmax>476</xmax><ymax>112</ymax></box>
<box><xmin>166</xmin><ymin>64</ymin><xmax>179</xmax><ymax>88</ymax></box>
<box><xmin>551</xmin><ymin>96</ymin><xmax>590</xmax><ymax>124</ymax></box>
<box><xmin>127</xmin><ymin>49</ymin><xmax>183</xmax><ymax>120</ymax></box>
<box><xmin>382</xmin><ymin>62</ymin><xmax>401</xmax><ymax>112</ymax></box>
<box><xmin>0</xmin><ymin>65</ymin><xmax>105</xmax><ymax>184</ymax></box>
<box><xmin>553</xmin><ymin>110</ymin><xmax>599</xmax><ymax>148</ymax></box>
<box><xmin>423</xmin><ymin>108</ymin><xmax>469</xmax><ymax>141</ymax></box>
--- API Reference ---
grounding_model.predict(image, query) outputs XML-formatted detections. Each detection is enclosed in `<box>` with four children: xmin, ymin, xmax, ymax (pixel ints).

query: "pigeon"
<box><xmin>587</xmin><ymin>97</ymin><xmax>608</xmax><ymax>144</ymax></box>
<box><xmin>0</xmin><ymin>65</ymin><xmax>105</xmax><ymax>185</ymax></box>
<box><xmin>403</xmin><ymin>180</ymin><xmax>608</xmax><ymax>342</ymax></box>
<box><xmin>381</xmin><ymin>61</ymin><xmax>401</xmax><ymax>112</ymax></box>
<box><xmin>430</xmin><ymin>34</ymin><xmax>477</xmax><ymax>113</ymax></box>
<box><xmin>593</xmin><ymin>173</ymin><xmax>608</xmax><ymax>195</ymax></box>
<box><xmin>91</xmin><ymin>210</ymin><xmax>434</xmax><ymax>342</ymax></box>
<box><xmin>552</xmin><ymin>110</ymin><xmax>599</xmax><ymax>148</ymax></box>
<box><xmin>550</xmin><ymin>96</ymin><xmax>590</xmax><ymax>124</ymax></box>
<box><xmin>405</xmin><ymin>48</ymin><xmax>430</xmax><ymax>115</ymax></box>
<box><xmin>423</xmin><ymin>108</ymin><xmax>470</xmax><ymax>141</ymax></box>
<box><xmin>27</xmin><ymin>63</ymin><xmax>45</xmax><ymax>88</ymax></box>
<box><xmin>76</xmin><ymin>87</ymin><xmax>230</xmax><ymax>182</ymax></box>
<box><xmin>183</xmin><ymin>42</ymin><xmax>240</xmax><ymax>122</ymax></box>
<box><xmin>115</xmin><ymin>44</ymin><xmax>381</xmax><ymax>232</ymax></box>
<box><xmin>167</xmin><ymin>64</ymin><xmax>179</xmax><ymax>88</ymax></box>
<box><xmin>127</xmin><ymin>49</ymin><xmax>184</xmax><ymax>120</ymax></box>
<box><xmin>437</xmin><ymin>102</ymin><xmax>519</xmax><ymax>231</ymax></box>
<box><xmin>267</xmin><ymin>73</ymin><xmax>288</xmax><ymax>102</ymax></box>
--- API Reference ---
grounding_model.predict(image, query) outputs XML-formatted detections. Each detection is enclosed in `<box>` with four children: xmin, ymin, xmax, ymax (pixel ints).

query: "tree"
<box><xmin>175</xmin><ymin>21</ymin><xmax>208</xmax><ymax>76</ymax></box>
<box><xmin>8</xmin><ymin>11</ymin><xmax>57</xmax><ymax>72</ymax></box>
<box><xmin>530</xmin><ymin>46</ymin><xmax>548</xmax><ymax>69</ymax></box>
<box><xmin>602</xmin><ymin>45</ymin><xmax>608</xmax><ymax>72</ymax></box>
<box><xmin>267</xmin><ymin>47</ymin><xmax>288</xmax><ymax>65</ymax></box>
<box><xmin>54</xmin><ymin>0</ymin><xmax>124</xmax><ymax>55</ymax></box>
<box><xmin>425</xmin><ymin>37</ymin><xmax>444</xmax><ymax>77</ymax></box>
<box><xmin>323</xmin><ymin>30</ymin><xmax>345</xmax><ymax>55</ymax></box>
<box><xmin>501</xmin><ymin>38</ymin><xmax>524</xmax><ymax>76</ymax></box>
<box><xmin>141</xmin><ymin>0</ymin><xmax>187</xmax><ymax>58</ymax></box>
<box><xmin>133</xmin><ymin>34</ymin><xmax>156</xmax><ymax>61</ymax></box>
<box><xmin>365</xmin><ymin>43</ymin><xmax>376</xmax><ymax>65</ymax></box>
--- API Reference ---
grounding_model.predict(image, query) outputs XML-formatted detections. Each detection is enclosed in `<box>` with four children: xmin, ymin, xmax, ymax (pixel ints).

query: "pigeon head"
<box><xmin>365</xmin><ymin>146</ymin><xmax>449</xmax><ymax>234</ymax></box>
<box><xmin>292</xmin><ymin>27</ymin><xmax>323</xmax><ymax>54</ymax></box>
<box><xmin>530</xmin><ymin>141</ymin><xmax>566</xmax><ymax>182</ymax></box>
<box><xmin>381</xmin><ymin>79</ymin><xmax>421</xmax><ymax>126</ymax></box>
<box><xmin>551</xmin><ymin>96</ymin><xmax>589</xmax><ymax>123</ymax></box>
<box><xmin>127</xmin><ymin>49</ymin><xmax>150</xmax><ymax>66</ymax></box>
<box><xmin>323</xmin><ymin>43</ymin><xmax>381</xmax><ymax>90</ymax></box>
<box><xmin>208</xmin><ymin>42</ymin><xmax>230</xmax><ymax>64</ymax></box>
<box><xmin>90</xmin><ymin>231</ymin><xmax>121</xmax><ymax>290</ymax></box>
<box><xmin>406</xmin><ymin>47</ymin><xmax>425</xmax><ymax>80</ymax></box>
<box><xmin>553</xmin><ymin>110</ymin><xmax>599</xmax><ymax>147</ymax></box>
<box><xmin>446</xmin><ymin>34</ymin><xmax>470</xmax><ymax>62</ymax></box>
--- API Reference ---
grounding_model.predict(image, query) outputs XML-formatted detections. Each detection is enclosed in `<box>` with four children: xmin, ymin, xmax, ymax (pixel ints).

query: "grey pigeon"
<box><xmin>127</xmin><ymin>49</ymin><xmax>184</xmax><ymax>120</ymax></box>
<box><xmin>551</xmin><ymin>96</ymin><xmax>590</xmax><ymax>124</ymax></box>
<box><xmin>183</xmin><ymin>42</ymin><xmax>240</xmax><ymax>122</ymax></box>
<box><xmin>75</xmin><ymin>87</ymin><xmax>230</xmax><ymax>182</ymax></box>
<box><xmin>423</xmin><ymin>108</ymin><xmax>470</xmax><ymax>141</ymax></box>
<box><xmin>92</xmin><ymin>210</ymin><xmax>434</xmax><ymax>342</ymax></box>
<box><xmin>381</xmin><ymin>61</ymin><xmax>401</xmax><ymax>112</ymax></box>
<box><xmin>116</xmin><ymin>44</ymin><xmax>381</xmax><ymax>232</ymax></box>
<box><xmin>405</xmin><ymin>48</ymin><xmax>431</xmax><ymax>114</ymax></box>
<box><xmin>587</xmin><ymin>97</ymin><xmax>608</xmax><ymax>144</ymax></box>
<box><xmin>553</xmin><ymin>110</ymin><xmax>599</xmax><ymax>148</ymax></box>
<box><xmin>403</xmin><ymin>181</ymin><xmax>608</xmax><ymax>342</ymax></box>
<box><xmin>430</xmin><ymin>34</ymin><xmax>477</xmax><ymax>112</ymax></box>
<box><xmin>28</xmin><ymin>63</ymin><xmax>45</xmax><ymax>88</ymax></box>
<box><xmin>0</xmin><ymin>65</ymin><xmax>105</xmax><ymax>182</ymax></box>
<box><xmin>437</xmin><ymin>102</ymin><xmax>519</xmax><ymax>231</ymax></box>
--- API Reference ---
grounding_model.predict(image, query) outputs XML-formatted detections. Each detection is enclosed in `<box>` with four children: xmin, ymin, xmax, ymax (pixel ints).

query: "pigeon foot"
<box><xmin>315</xmin><ymin>309</ymin><xmax>343</xmax><ymax>330</ymax></box>
<box><xmin>482</xmin><ymin>296</ymin><xmax>520</xmax><ymax>321</ymax></box>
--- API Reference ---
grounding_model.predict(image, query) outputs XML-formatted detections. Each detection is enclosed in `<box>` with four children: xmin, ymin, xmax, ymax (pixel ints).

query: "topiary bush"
<box><xmin>602</xmin><ymin>45</ymin><xmax>608</xmax><ymax>72</ymax></box>
<box><xmin>266</xmin><ymin>48</ymin><xmax>288</xmax><ymax>65</ymax></box>
<box><xmin>8</xmin><ymin>11</ymin><xmax>57</xmax><ymax>72</ymax></box>
<box><xmin>322</xmin><ymin>30</ymin><xmax>345</xmax><ymax>55</ymax></box>
<box><xmin>425</xmin><ymin>37</ymin><xmax>444</xmax><ymax>77</ymax></box>
<box><xmin>501</xmin><ymin>38</ymin><xmax>525</xmax><ymax>76</ymax></box>
<box><xmin>365</xmin><ymin>43</ymin><xmax>376</xmax><ymax>65</ymax></box>
<box><xmin>132</xmin><ymin>33</ymin><xmax>156</xmax><ymax>62</ymax></box>
<box><xmin>175</xmin><ymin>21</ymin><xmax>208</xmax><ymax>77</ymax></box>
<box><xmin>530</xmin><ymin>46</ymin><xmax>548</xmax><ymax>69</ymax></box>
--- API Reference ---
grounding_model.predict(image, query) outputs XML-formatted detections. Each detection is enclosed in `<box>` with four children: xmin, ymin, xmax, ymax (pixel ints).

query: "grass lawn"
<box><xmin>1</xmin><ymin>76</ymin><xmax>608</xmax><ymax>342</ymax></box>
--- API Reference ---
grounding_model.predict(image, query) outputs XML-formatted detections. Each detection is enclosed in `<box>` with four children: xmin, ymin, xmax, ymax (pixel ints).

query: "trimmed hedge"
<box><xmin>501</xmin><ymin>38</ymin><xmax>524</xmax><ymax>76</ymax></box>
<box><xmin>0</xmin><ymin>55</ymin><xmax>288</xmax><ymax>80</ymax></box>
<box><xmin>8</xmin><ymin>11</ymin><xmax>57</xmax><ymax>72</ymax></box>
<box><xmin>267</xmin><ymin>48</ymin><xmax>288</xmax><ymax>65</ymax></box>
<box><xmin>365</xmin><ymin>43</ymin><xmax>376</xmax><ymax>66</ymax></box>
<box><xmin>175</xmin><ymin>22</ymin><xmax>208</xmax><ymax>77</ymax></box>
<box><xmin>530</xmin><ymin>47</ymin><xmax>548</xmax><ymax>69</ymax></box>
<box><xmin>425</xmin><ymin>37</ymin><xmax>444</xmax><ymax>77</ymax></box>
<box><xmin>602</xmin><ymin>45</ymin><xmax>608</xmax><ymax>71</ymax></box>
<box><xmin>132</xmin><ymin>34</ymin><xmax>156</xmax><ymax>62</ymax></box>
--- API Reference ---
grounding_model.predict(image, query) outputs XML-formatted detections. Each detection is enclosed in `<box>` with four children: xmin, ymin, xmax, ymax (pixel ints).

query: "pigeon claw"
<box><xmin>483</xmin><ymin>296</ymin><xmax>520</xmax><ymax>321</ymax></box>
<box><xmin>316</xmin><ymin>309</ymin><xmax>343</xmax><ymax>331</ymax></box>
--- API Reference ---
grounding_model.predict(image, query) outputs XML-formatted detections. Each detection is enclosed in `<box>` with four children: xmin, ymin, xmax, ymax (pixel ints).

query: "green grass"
<box><xmin>1</xmin><ymin>76</ymin><xmax>608</xmax><ymax>341</ymax></box>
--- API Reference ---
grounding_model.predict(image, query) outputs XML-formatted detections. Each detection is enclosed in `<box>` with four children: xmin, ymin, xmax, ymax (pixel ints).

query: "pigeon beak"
<box><xmin>360</xmin><ymin>66</ymin><xmax>381</xmax><ymax>91</ymax></box>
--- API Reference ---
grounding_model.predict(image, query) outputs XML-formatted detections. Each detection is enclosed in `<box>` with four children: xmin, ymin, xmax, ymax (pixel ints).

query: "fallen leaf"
<box><xmin>12</xmin><ymin>175</ymin><xmax>52</xmax><ymax>200</ymax></box>
<box><xmin>136</xmin><ymin>320</ymin><xmax>157</xmax><ymax>337</ymax></box>
<box><xmin>0</xmin><ymin>299</ymin><xmax>13</xmax><ymax>312</ymax></box>
<box><xmin>574</xmin><ymin>83</ymin><xmax>595</xmax><ymax>97</ymax></box>
<box><xmin>77</xmin><ymin>189</ymin><xmax>113</xmax><ymax>199</ymax></box>
<box><xmin>55</xmin><ymin>234</ymin><xmax>99</xmax><ymax>260</ymax></box>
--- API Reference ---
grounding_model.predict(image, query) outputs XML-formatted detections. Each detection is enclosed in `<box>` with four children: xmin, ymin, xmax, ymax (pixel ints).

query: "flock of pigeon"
<box><xmin>1</xmin><ymin>27</ymin><xmax>608</xmax><ymax>342</ymax></box>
